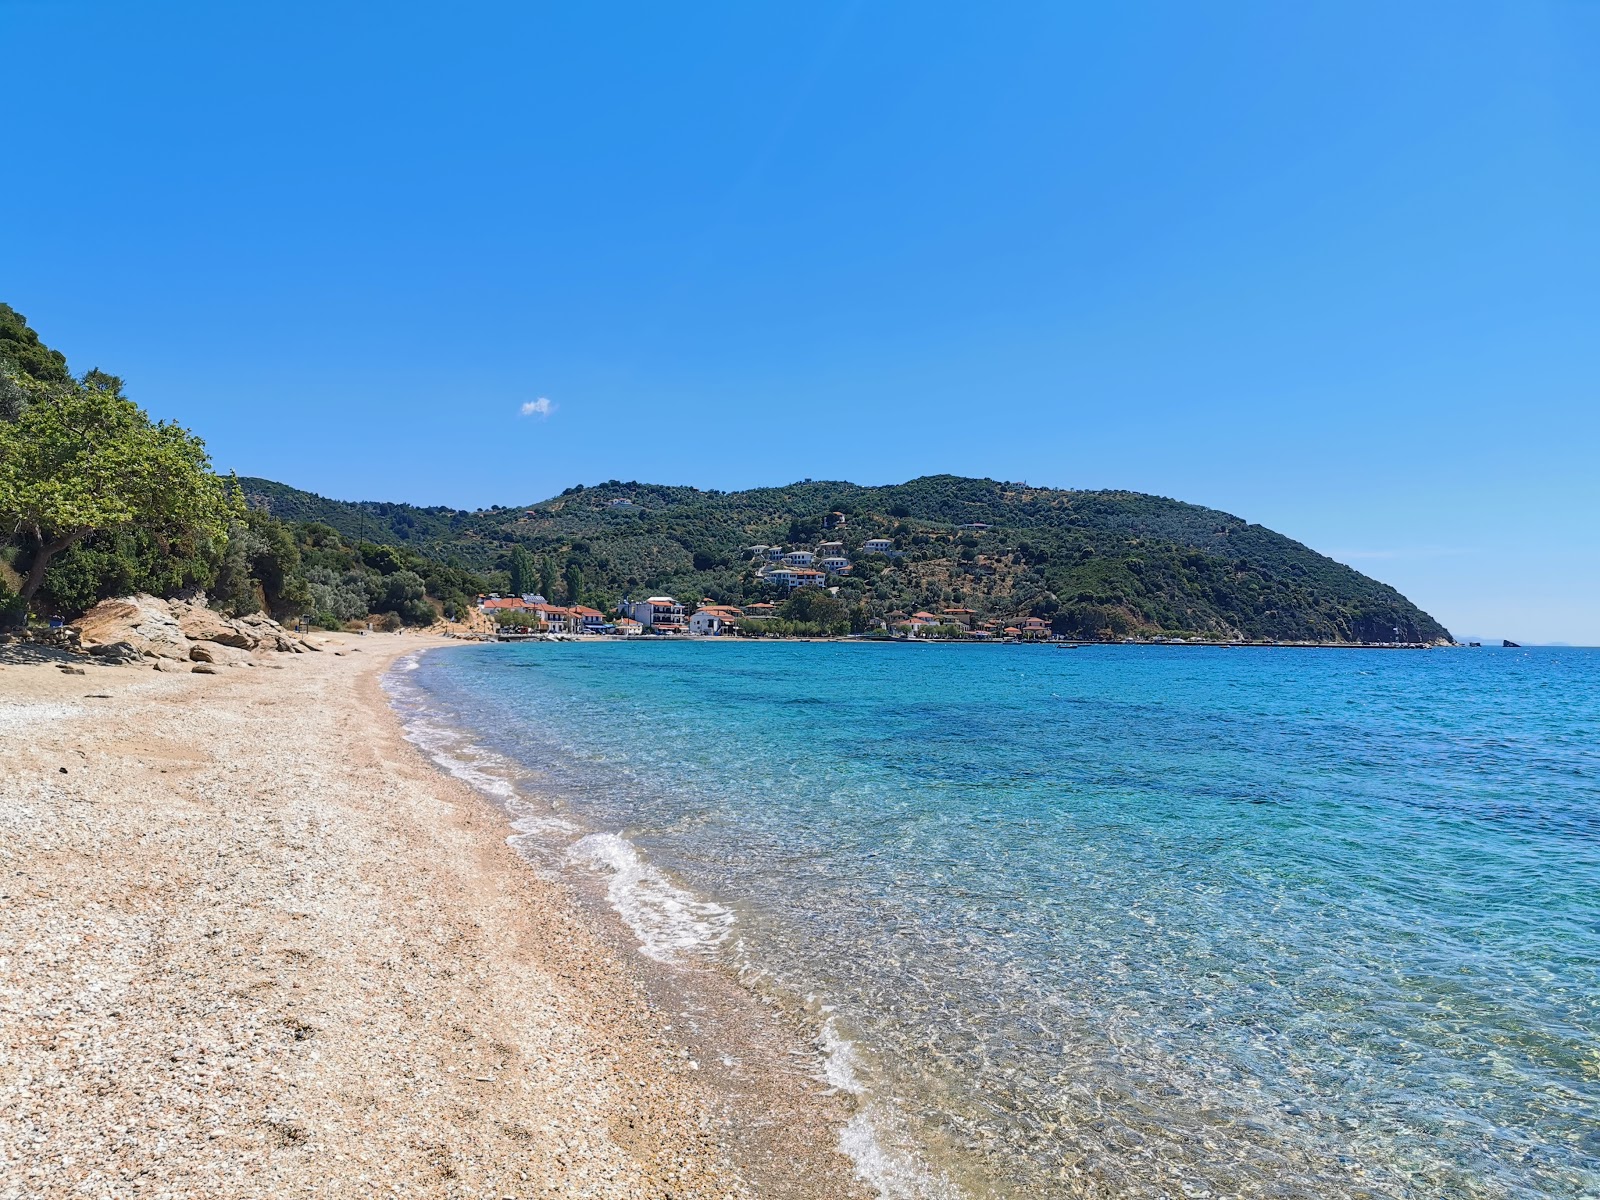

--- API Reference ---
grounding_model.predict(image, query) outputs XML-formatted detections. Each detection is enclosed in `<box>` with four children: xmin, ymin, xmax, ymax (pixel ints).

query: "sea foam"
<box><xmin>566</xmin><ymin>832</ymin><xmax>735</xmax><ymax>962</ymax></box>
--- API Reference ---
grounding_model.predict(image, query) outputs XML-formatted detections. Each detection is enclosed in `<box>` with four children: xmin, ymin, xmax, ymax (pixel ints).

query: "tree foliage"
<box><xmin>0</xmin><ymin>372</ymin><xmax>234</xmax><ymax>614</ymax></box>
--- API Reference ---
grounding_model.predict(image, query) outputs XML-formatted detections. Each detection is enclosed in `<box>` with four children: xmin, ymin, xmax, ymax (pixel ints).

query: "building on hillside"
<box><xmin>956</xmin><ymin>523</ymin><xmax>992</xmax><ymax>532</ymax></box>
<box><xmin>941</xmin><ymin>608</ymin><xmax>979</xmax><ymax>629</ymax></box>
<box><xmin>824</xmin><ymin>511</ymin><xmax>847</xmax><ymax>530</ymax></box>
<box><xmin>820</xmin><ymin>555</ymin><xmax>851</xmax><ymax>574</ymax></box>
<box><xmin>764</xmin><ymin>546</ymin><xmax>786</xmax><ymax>561</ymax></box>
<box><xmin>746</xmin><ymin>545</ymin><xmax>773</xmax><ymax>559</ymax></box>
<box><xmin>783</xmin><ymin>549</ymin><xmax>815</xmax><ymax>566</ymax></box>
<box><xmin>742</xmin><ymin>602</ymin><xmax>778</xmax><ymax>620</ymax></box>
<box><xmin>863</xmin><ymin>538</ymin><xmax>894</xmax><ymax>555</ymax></box>
<box><xmin>816</xmin><ymin>541</ymin><xmax>844</xmax><ymax>556</ymax></box>
<box><xmin>1016</xmin><ymin>616</ymin><xmax>1051</xmax><ymax>639</ymax></box>
<box><xmin>766</xmin><ymin>567</ymin><xmax>826</xmax><ymax>590</ymax></box>
<box><xmin>623</xmin><ymin>596</ymin><xmax>686</xmax><ymax>632</ymax></box>
<box><xmin>615</xmin><ymin>617</ymin><xmax>644</xmax><ymax>636</ymax></box>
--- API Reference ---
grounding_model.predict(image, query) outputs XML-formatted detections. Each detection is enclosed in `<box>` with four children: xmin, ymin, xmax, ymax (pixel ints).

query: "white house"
<box><xmin>764</xmin><ymin>546</ymin><xmax>786</xmax><ymax>561</ymax></box>
<box><xmin>767</xmin><ymin>567</ymin><xmax>825</xmax><ymax>589</ymax></box>
<box><xmin>863</xmin><ymin>538</ymin><xmax>894</xmax><ymax>554</ymax></box>
<box><xmin>623</xmin><ymin>596</ymin><xmax>686</xmax><ymax>632</ymax></box>
<box><xmin>689</xmin><ymin>605</ymin><xmax>742</xmax><ymax>636</ymax></box>
<box><xmin>820</xmin><ymin>556</ymin><xmax>851</xmax><ymax>573</ymax></box>
<box><xmin>783</xmin><ymin>549</ymin><xmax>815</xmax><ymax>566</ymax></box>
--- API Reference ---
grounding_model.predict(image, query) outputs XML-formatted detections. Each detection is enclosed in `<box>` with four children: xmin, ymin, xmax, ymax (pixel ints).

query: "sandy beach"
<box><xmin>0</xmin><ymin>634</ymin><xmax>863</xmax><ymax>1199</ymax></box>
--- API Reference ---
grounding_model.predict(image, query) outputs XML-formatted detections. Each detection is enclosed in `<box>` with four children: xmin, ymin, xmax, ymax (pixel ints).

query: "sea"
<box><xmin>384</xmin><ymin>640</ymin><xmax>1600</xmax><ymax>1200</ymax></box>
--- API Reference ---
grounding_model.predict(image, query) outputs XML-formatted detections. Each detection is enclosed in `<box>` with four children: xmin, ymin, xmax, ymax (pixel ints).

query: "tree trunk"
<box><xmin>17</xmin><ymin>530</ymin><xmax>87</xmax><ymax>612</ymax></box>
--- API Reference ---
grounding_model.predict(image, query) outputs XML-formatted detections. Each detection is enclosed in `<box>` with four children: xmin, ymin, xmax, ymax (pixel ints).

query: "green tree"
<box><xmin>563</xmin><ymin>559</ymin><xmax>583</xmax><ymax>605</ymax></box>
<box><xmin>508</xmin><ymin>544</ymin><xmax>535</xmax><ymax>595</ymax></box>
<box><xmin>778</xmin><ymin>588</ymin><xmax>849</xmax><ymax>634</ymax></box>
<box><xmin>539</xmin><ymin>555</ymin><xmax>558</xmax><ymax>601</ymax></box>
<box><xmin>0</xmin><ymin>304</ymin><xmax>71</xmax><ymax>386</ymax></box>
<box><xmin>0</xmin><ymin>373</ymin><xmax>233</xmax><ymax>619</ymax></box>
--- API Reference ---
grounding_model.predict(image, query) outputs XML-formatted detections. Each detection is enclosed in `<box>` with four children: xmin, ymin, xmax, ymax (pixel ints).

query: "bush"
<box><xmin>304</xmin><ymin>567</ymin><xmax>371</xmax><ymax>622</ymax></box>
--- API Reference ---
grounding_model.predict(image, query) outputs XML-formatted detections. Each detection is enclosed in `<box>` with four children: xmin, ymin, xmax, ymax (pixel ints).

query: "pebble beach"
<box><xmin>0</xmin><ymin>634</ymin><xmax>859</xmax><ymax>1199</ymax></box>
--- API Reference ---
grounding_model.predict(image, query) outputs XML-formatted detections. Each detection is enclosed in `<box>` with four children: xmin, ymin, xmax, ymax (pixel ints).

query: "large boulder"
<box><xmin>73</xmin><ymin>594</ymin><xmax>192</xmax><ymax>660</ymax></box>
<box><xmin>88</xmin><ymin>640</ymin><xmax>144</xmax><ymax>665</ymax></box>
<box><xmin>189</xmin><ymin>642</ymin><xmax>253</xmax><ymax>666</ymax></box>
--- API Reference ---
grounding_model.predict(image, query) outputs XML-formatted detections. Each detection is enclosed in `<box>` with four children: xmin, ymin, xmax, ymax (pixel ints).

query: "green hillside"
<box><xmin>239</xmin><ymin>475</ymin><xmax>1452</xmax><ymax>643</ymax></box>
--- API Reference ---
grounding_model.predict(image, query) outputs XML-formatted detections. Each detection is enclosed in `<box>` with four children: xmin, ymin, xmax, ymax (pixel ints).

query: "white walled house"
<box><xmin>767</xmin><ymin>567</ymin><xmax>826</xmax><ymax>589</ymax></box>
<box><xmin>689</xmin><ymin>605</ymin><xmax>742</xmax><ymax>636</ymax></box>
<box><xmin>783</xmin><ymin>549</ymin><xmax>816</xmax><ymax>566</ymax></box>
<box><xmin>863</xmin><ymin>538</ymin><xmax>894</xmax><ymax>554</ymax></box>
<box><xmin>623</xmin><ymin>596</ymin><xmax>686</xmax><ymax>632</ymax></box>
<box><xmin>820</xmin><ymin>555</ymin><xmax>851</xmax><ymax>574</ymax></box>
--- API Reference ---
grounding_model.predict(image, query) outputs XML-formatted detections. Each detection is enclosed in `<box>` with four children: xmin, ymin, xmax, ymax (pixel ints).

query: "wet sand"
<box><xmin>0</xmin><ymin>633</ymin><xmax>865</xmax><ymax>1198</ymax></box>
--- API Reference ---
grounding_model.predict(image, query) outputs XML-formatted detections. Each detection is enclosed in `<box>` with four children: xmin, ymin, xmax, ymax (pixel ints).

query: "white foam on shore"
<box><xmin>382</xmin><ymin>654</ymin><xmax>953</xmax><ymax>1194</ymax></box>
<box><xmin>383</xmin><ymin>655</ymin><xmax>581</xmax><ymax>847</ymax></box>
<box><xmin>822</xmin><ymin>1016</ymin><xmax>964</xmax><ymax>1200</ymax></box>
<box><xmin>566</xmin><ymin>832</ymin><xmax>735</xmax><ymax>963</ymax></box>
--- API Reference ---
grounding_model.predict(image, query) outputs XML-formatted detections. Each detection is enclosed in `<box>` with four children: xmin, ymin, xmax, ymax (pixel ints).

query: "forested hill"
<box><xmin>240</xmin><ymin>475</ymin><xmax>1452</xmax><ymax>644</ymax></box>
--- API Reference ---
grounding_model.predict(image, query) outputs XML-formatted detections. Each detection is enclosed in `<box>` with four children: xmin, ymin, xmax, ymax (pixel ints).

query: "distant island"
<box><xmin>241</xmin><ymin>475</ymin><xmax>1451</xmax><ymax>644</ymax></box>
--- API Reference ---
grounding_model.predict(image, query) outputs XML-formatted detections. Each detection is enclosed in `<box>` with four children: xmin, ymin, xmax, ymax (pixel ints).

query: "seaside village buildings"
<box><xmin>476</xmin><ymin>527</ymin><xmax>1057</xmax><ymax>640</ymax></box>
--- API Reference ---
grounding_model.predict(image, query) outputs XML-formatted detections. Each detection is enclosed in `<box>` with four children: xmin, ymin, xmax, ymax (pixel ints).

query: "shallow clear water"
<box><xmin>391</xmin><ymin>642</ymin><xmax>1600</xmax><ymax>1199</ymax></box>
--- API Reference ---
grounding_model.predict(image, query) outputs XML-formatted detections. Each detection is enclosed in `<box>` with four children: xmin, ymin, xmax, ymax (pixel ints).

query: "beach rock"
<box><xmin>152</xmin><ymin>657</ymin><xmax>188</xmax><ymax>673</ymax></box>
<box><xmin>56</xmin><ymin>664</ymin><xmax>87</xmax><ymax>675</ymax></box>
<box><xmin>189</xmin><ymin>642</ymin><xmax>253</xmax><ymax>666</ymax></box>
<box><xmin>89</xmin><ymin>640</ymin><xmax>144</xmax><ymax>665</ymax></box>
<box><xmin>74</xmin><ymin>594</ymin><xmax>193</xmax><ymax>660</ymax></box>
<box><xmin>170</xmin><ymin>600</ymin><xmax>259</xmax><ymax>649</ymax></box>
<box><xmin>191</xmin><ymin>663</ymin><xmax>219</xmax><ymax>674</ymax></box>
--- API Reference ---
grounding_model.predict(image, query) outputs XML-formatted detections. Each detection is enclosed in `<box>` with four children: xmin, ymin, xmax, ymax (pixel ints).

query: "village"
<box><xmin>477</xmin><ymin>520</ymin><xmax>1055</xmax><ymax>641</ymax></box>
<box><xmin>477</xmin><ymin>589</ymin><xmax>1057</xmax><ymax>641</ymax></box>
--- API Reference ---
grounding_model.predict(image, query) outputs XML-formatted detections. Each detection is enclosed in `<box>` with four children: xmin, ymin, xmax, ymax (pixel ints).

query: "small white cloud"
<box><xmin>520</xmin><ymin>397</ymin><xmax>555</xmax><ymax>418</ymax></box>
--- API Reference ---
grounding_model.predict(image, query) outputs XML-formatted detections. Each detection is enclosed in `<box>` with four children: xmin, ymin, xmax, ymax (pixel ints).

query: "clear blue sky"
<box><xmin>5</xmin><ymin>2</ymin><xmax>1597</xmax><ymax>642</ymax></box>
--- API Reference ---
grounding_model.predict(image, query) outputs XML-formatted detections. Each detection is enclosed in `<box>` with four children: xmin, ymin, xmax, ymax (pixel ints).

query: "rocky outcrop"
<box><xmin>72</xmin><ymin>593</ymin><xmax>319</xmax><ymax>666</ymax></box>
<box><xmin>74</xmin><ymin>595</ymin><xmax>191</xmax><ymax>660</ymax></box>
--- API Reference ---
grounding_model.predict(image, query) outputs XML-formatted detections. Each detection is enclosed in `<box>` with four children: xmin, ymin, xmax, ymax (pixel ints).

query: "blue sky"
<box><xmin>5</xmin><ymin>2</ymin><xmax>1597</xmax><ymax>642</ymax></box>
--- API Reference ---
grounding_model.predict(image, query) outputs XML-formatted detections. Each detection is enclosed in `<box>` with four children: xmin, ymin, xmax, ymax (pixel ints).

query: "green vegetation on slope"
<box><xmin>1</xmin><ymin>304</ymin><xmax>490</xmax><ymax>628</ymax></box>
<box><xmin>240</xmin><ymin>476</ymin><xmax>1453</xmax><ymax>643</ymax></box>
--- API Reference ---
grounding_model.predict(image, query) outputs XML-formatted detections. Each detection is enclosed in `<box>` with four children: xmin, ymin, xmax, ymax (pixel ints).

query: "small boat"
<box><xmin>1503</xmin><ymin>639</ymin><xmax>1520</xmax><ymax>648</ymax></box>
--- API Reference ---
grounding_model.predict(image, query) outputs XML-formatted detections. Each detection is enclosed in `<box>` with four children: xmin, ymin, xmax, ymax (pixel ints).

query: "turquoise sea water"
<box><xmin>388</xmin><ymin>642</ymin><xmax>1599</xmax><ymax>1199</ymax></box>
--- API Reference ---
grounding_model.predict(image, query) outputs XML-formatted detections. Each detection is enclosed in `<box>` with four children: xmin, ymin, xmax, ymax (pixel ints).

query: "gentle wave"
<box><xmin>566</xmin><ymin>832</ymin><xmax>735</xmax><ymax>962</ymax></box>
<box><xmin>384</xmin><ymin>649</ymin><xmax>949</xmax><ymax>1200</ymax></box>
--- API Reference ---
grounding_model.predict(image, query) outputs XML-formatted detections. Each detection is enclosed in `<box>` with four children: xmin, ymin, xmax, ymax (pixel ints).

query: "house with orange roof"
<box><xmin>689</xmin><ymin>603</ymin><xmax>743</xmax><ymax>636</ymax></box>
<box><xmin>570</xmin><ymin>605</ymin><xmax>608</xmax><ymax>634</ymax></box>
<box><xmin>622</xmin><ymin>596</ymin><xmax>686</xmax><ymax>632</ymax></box>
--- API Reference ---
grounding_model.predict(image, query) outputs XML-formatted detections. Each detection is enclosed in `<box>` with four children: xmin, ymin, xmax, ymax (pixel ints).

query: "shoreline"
<box><xmin>0</xmin><ymin>633</ymin><xmax>865</xmax><ymax>1198</ymax></box>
